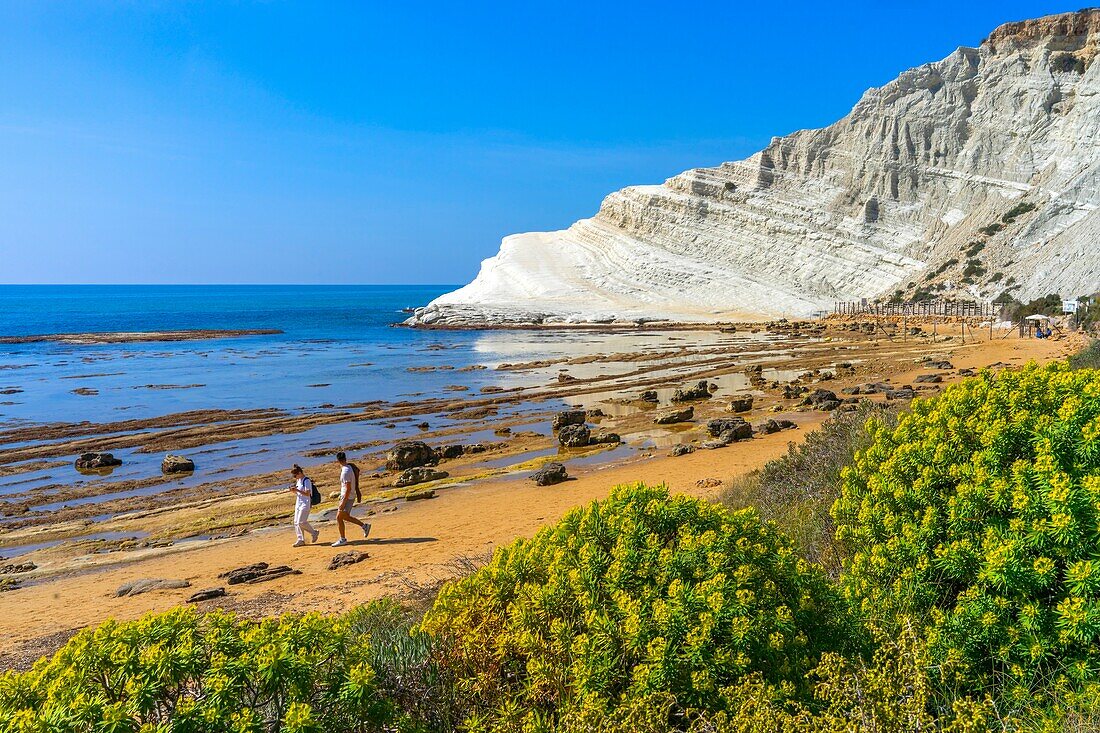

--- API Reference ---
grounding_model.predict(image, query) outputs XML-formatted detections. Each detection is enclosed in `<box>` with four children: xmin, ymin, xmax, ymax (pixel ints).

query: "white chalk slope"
<box><xmin>410</xmin><ymin>10</ymin><xmax>1100</xmax><ymax>326</ymax></box>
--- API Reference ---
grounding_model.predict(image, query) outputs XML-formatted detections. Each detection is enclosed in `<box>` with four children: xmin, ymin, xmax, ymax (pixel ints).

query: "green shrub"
<box><xmin>979</xmin><ymin>222</ymin><xmax>1003</xmax><ymax>236</ymax></box>
<box><xmin>421</xmin><ymin>483</ymin><xmax>856</xmax><ymax>729</ymax></box>
<box><xmin>1002</xmin><ymin>202</ymin><xmax>1037</xmax><ymax>224</ymax></box>
<box><xmin>833</xmin><ymin>363</ymin><xmax>1100</xmax><ymax>701</ymax></box>
<box><xmin>1069</xmin><ymin>340</ymin><xmax>1100</xmax><ymax>371</ymax></box>
<box><xmin>0</xmin><ymin>607</ymin><xmax>395</xmax><ymax>733</ymax></box>
<box><xmin>723</xmin><ymin>402</ymin><xmax>899</xmax><ymax>576</ymax></box>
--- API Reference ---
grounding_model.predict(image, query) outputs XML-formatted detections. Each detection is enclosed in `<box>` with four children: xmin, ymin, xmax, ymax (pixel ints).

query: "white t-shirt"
<box><xmin>339</xmin><ymin>465</ymin><xmax>354</xmax><ymax>500</ymax></box>
<box><xmin>295</xmin><ymin>478</ymin><xmax>313</xmax><ymax>508</ymax></box>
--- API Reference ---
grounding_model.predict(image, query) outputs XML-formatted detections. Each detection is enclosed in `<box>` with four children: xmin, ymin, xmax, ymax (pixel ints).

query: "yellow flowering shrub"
<box><xmin>833</xmin><ymin>363</ymin><xmax>1100</xmax><ymax>695</ymax></box>
<box><xmin>0</xmin><ymin>607</ymin><xmax>394</xmax><ymax>732</ymax></box>
<box><xmin>420</xmin><ymin>483</ymin><xmax>854</xmax><ymax>730</ymax></box>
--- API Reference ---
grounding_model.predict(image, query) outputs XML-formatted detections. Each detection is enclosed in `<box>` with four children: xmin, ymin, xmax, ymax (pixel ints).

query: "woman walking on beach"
<box><xmin>289</xmin><ymin>464</ymin><xmax>320</xmax><ymax>547</ymax></box>
<box><xmin>332</xmin><ymin>451</ymin><xmax>371</xmax><ymax>547</ymax></box>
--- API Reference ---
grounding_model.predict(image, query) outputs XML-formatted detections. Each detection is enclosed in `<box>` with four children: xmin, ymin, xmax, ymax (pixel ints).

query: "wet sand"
<box><xmin>0</xmin><ymin>322</ymin><xmax>1082</xmax><ymax>665</ymax></box>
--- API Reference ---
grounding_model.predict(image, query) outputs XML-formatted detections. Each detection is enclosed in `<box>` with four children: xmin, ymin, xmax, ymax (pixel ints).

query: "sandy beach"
<box><xmin>0</xmin><ymin>320</ymin><xmax>1081</xmax><ymax>669</ymax></box>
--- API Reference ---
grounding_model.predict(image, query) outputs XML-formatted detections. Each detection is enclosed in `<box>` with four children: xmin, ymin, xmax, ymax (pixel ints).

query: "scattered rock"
<box><xmin>393</xmin><ymin>467</ymin><xmax>448</xmax><ymax>487</ymax></box>
<box><xmin>328</xmin><ymin>551</ymin><xmax>368</xmax><ymax>570</ymax></box>
<box><xmin>187</xmin><ymin>588</ymin><xmax>226</xmax><ymax>603</ymax></box>
<box><xmin>479</xmin><ymin>386</ymin><xmax>504</xmax><ymax>394</ymax></box>
<box><xmin>914</xmin><ymin>374</ymin><xmax>943</xmax><ymax>383</ymax></box>
<box><xmin>589</xmin><ymin>431</ymin><xmax>621</xmax><ymax>445</ymax></box>
<box><xmin>75</xmin><ymin>452</ymin><xmax>122</xmax><ymax>471</ymax></box>
<box><xmin>926</xmin><ymin>360</ymin><xmax>955</xmax><ymax>370</ymax></box>
<box><xmin>115</xmin><ymin>578</ymin><xmax>191</xmax><ymax>597</ymax></box>
<box><xmin>557</xmin><ymin>372</ymin><xmax>577</xmax><ymax>383</ymax></box>
<box><xmin>727</xmin><ymin>395</ymin><xmax>754</xmax><ymax>413</ymax></box>
<box><xmin>0</xmin><ymin>562</ymin><xmax>36</xmax><ymax>575</ymax></box>
<box><xmin>695</xmin><ymin>478</ymin><xmax>722</xmax><ymax>488</ymax></box>
<box><xmin>0</xmin><ymin>578</ymin><xmax>22</xmax><ymax>592</ymax></box>
<box><xmin>958</xmin><ymin>367</ymin><xmax>977</xmax><ymax>377</ymax></box>
<box><xmin>531</xmin><ymin>462</ymin><xmax>569</xmax><ymax>486</ymax></box>
<box><xmin>406</xmin><ymin>489</ymin><xmax>437</xmax><ymax>501</ymax></box>
<box><xmin>219</xmin><ymin>563</ymin><xmax>301</xmax><ymax>585</ymax></box>
<box><xmin>585</xmin><ymin>408</ymin><xmax>606</xmax><ymax>419</ymax></box>
<box><xmin>654</xmin><ymin>406</ymin><xmax>694</xmax><ymax>424</ymax></box>
<box><xmin>754</xmin><ymin>419</ymin><xmax>782</xmax><ymax>435</ymax></box>
<box><xmin>436</xmin><ymin>444</ymin><xmax>464</xmax><ymax>460</ymax></box>
<box><xmin>801</xmin><ymin>389</ymin><xmax>841</xmax><ymax>411</ymax></box>
<box><xmin>161</xmin><ymin>454</ymin><xmax>195</xmax><ymax>474</ymax></box>
<box><xmin>386</xmin><ymin>441</ymin><xmax>437</xmax><ymax>470</ymax></box>
<box><xmin>885</xmin><ymin>387</ymin><xmax>917</xmax><ymax>401</ymax></box>
<box><xmin>783</xmin><ymin>384</ymin><xmax>808</xmax><ymax>399</ymax></box>
<box><xmin>494</xmin><ymin>427</ymin><xmax>512</xmax><ymax>436</ymax></box>
<box><xmin>71</xmin><ymin>387</ymin><xmax>98</xmax><ymax>396</ymax></box>
<box><xmin>669</xmin><ymin>444</ymin><xmax>695</xmax><ymax>457</ymax></box>
<box><xmin>672</xmin><ymin>380</ymin><xmax>713</xmax><ymax>402</ymax></box>
<box><xmin>558</xmin><ymin>424</ymin><xmax>591</xmax><ymax>448</ymax></box>
<box><xmin>706</xmin><ymin>418</ymin><xmax>753</xmax><ymax>441</ymax></box>
<box><xmin>416</xmin><ymin>421</ymin><xmax>430</xmax><ymax>430</ymax></box>
<box><xmin>551</xmin><ymin>410</ymin><xmax>587</xmax><ymax>430</ymax></box>
<box><xmin>639</xmin><ymin>390</ymin><xmax>659</xmax><ymax>403</ymax></box>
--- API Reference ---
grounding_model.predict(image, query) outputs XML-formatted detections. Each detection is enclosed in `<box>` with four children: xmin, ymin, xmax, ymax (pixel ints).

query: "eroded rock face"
<box><xmin>386</xmin><ymin>441</ymin><xmax>437</xmax><ymax>471</ymax></box>
<box><xmin>407</xmin><ymin>9</ymin><xmax>1100</xmax><ymax>325</ymax></box>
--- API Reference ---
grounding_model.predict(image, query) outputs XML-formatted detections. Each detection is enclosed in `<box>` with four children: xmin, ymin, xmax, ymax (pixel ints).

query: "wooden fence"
<box><xmin>832</xmin><ymin>300</ymin><xmax>1001</xmax><ymax>319</ymax></box>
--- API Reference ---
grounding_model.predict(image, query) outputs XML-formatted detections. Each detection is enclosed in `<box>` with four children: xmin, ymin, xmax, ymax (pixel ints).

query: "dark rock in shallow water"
<box><xmin>75</xmin><ymin>452</ymin><xmax>122</xmax><ymax>471</ymax></box>
<box><xmin>187</xmin><ymin>587</ymin><xmax>226</xmax><ymax>603</ymax></box>
<box><xmin>531</xmin><ymin>462</ymin><xmax>568</xmax><ymax>486</ymax></box>
<box><xmin>727</xmin><ymin>395</ymin><xmax>754</xmax><ymax>413</ymax></box>
<box><xmin>394</xmin><ymin>467</ymin><xmax>448</xmax><ymax>487</ymax></box>
<box><xmin>639</xmin><ymin>390</ymin><xmax>659</xmax><ymax>403</ymax></box>
<box><xmin>161</xmin><ymin>454</ymin><xmax>195</xmax><ymax>474</ymax></box>
<box><xmin>386</xmin><ymin>441</ymin><xmax>437</xmax><ymax>470</ymax></box>
<box><xmin>589</xmin><ymin>431</ymin><xmax>621</xmax><ymax>445</ymax></box>
<box><xmin>551</xmin><ymin>410</ymin><xmax>587</xmax><ymax>430</ymax></box>
<box><xmin>557</xmin><ymin>424</ymin><xmax>590</xmax><ymax>448</ymax></box>
<box><xmin>672</xmin><ymin>380</ymin><xmax>713</xmax><ymax>402</ymax></box>
<box><xmin>655</xmin><ymin>406</ymin><xmax>693</xmax><ymax>424</ymax></box>
<box><xmin>329</xmin><ymin>551</ymin><xmax>368</xmax><ymax>570</ymax></box>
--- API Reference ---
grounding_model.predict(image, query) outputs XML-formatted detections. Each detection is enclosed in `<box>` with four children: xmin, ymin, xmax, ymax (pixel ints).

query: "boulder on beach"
<box><xmin>386</xmin><ymin>441</ymin><xmax>437</xmax><ymax>470</ymax></box>
<box><xmin>115</xmin><ymin>578</ymin><xmax>191</xmax><ymax>597</ymax></box>
<box><xmin>706</xmin><ymin>417</ymin><xmax>754</xmax><ymax>441</ymax></box>
<box><xmin>669</xmin><ymin>444</ymin><xmax>695</xmax><ymax>457</ymax></box>
<box><xmin>558</xmin><ymin>424</ymin><xmax>590</xmax><ymax>448</ymax></box>
<box><xmin>914</xmin><ymin>373</ymin><xmax>943</xmax><ymax>383</ymax></box>
<box><xmin>161</xmin><ymin>454</ymin><xmax>195</xmax><ymax>474</ymax></box>
<box><xmin>531</xmin><ymin>462</ymin><xmax>568</xmax><ymax>486</ymax></box>
<box><xmin>219</xmin><ymin>562</ymin><xmax>301</xmax><ymax>585</ymax></box>
<box><xmin>187</xmin><ymin>587</ymin><xmax>226</xmax><ymax>603</ymax></box>
<box><xmin>394</xmin><ymin>467</ymin><xmax>448</xmax><ymax>487</ymax></box>
<box><xmin>801</xmin><ymin>389</ymin><xmax>841</xmax><ymax>411</ymax></box>
<box><xmin>639</xmin><ymin>390</ymin><xmax>659</xmax><ymax>403</ymax></box>
<box><xmin>671</xmin><ymin>380</ymin><xmax>713</xmax><ymax>402</ymax></box>
<box><xmin>551</xmin><ymin>410</ymin><xmax>587</xmax><ymax>430</ymax></box>
<box><xmin>589</xmin><ymin>431</ymin><xmax>621</xmax><ymax>445</ymax></box>
<box><xmin>655</xmin><ymin>406</ymin><xmax>694</xmax><ymax>424</ymax></box>
<box><xmin>329</xmin><ymin>551</ymin><xmax>369</xmax><ymax>570</ymax></box>
<box><xmin>75</xmin><ymin>452</ymin><xmax>122</xmax><ymax>471</ymax></box>
<box><xmin>436</xmin><ymin>444</ymin><xmax>464</xmax><ymax>460</ymax></box>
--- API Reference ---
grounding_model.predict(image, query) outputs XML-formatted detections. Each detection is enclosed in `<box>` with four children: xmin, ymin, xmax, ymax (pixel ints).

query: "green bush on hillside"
<box><xmin>420</xmin><ymin>483</ymin><xmax>856</xmax><ymax>730</ymax></box>
<box><xmin>0</xmin><ymin>607</ymin><xmax>395</xmax><ymax>733</ymax></box>
<box><xmin>833</xmin><ymin>363</ymin><xmax>1100</xmax><ymax>700</ymax></box>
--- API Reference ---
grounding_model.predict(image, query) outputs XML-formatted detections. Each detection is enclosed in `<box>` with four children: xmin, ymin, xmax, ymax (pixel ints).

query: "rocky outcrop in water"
<box><xmin>408</xmin><ymin>10</ymin><xmax>1100</xmax><ymax>325</ymax></box>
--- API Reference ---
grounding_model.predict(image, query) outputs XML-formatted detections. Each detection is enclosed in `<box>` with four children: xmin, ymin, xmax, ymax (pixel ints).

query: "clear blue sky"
<box><xmin>0</xmin><ymin>1</ymin><xmax>1081</xmax><ymax>284</ymax></box>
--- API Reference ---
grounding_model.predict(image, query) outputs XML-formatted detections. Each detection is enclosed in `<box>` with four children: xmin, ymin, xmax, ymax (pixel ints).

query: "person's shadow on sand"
<box><xmin>334</xmin><ymin>536</ymin><xmax>437</xmax><ymax>546</ymax></box>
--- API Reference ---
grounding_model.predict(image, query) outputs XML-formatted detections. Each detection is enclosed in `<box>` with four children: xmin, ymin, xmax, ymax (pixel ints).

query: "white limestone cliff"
<box><xmin>409</xmin><ymin>10</ymin><xmax>1100</xmax><ymax>326</ymax></box>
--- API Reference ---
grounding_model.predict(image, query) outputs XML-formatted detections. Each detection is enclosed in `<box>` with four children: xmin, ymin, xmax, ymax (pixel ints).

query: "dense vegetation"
<box><xmin>7</xmin><ymin>361</ymin><xmax>1100</xmax><ymax>731</ymax></box>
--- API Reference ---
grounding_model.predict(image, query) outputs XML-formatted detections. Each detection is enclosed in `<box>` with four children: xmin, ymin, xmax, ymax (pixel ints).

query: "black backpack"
<box><xmin>307</xmin><ymin>478</ymin><xmax>322</xmax><ymax>506</ymax></box>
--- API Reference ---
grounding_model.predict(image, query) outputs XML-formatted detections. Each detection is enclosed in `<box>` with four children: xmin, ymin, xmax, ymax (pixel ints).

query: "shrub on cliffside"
<box><xmin>833</xmin><ymin>363</ymin><xmax>1100</xmax><ymax>700</ymax></box>
<box><xmin>420</xmin><ymin>483</ymin><xmax>856</xmax><ymax>730</ymax></box>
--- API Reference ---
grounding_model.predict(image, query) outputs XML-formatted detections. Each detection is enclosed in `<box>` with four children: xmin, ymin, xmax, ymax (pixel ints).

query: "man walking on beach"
<box><xmin>331</xmin><ymin>451</ymin><xmax>371</xmax><ymax>547</ymax></box>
